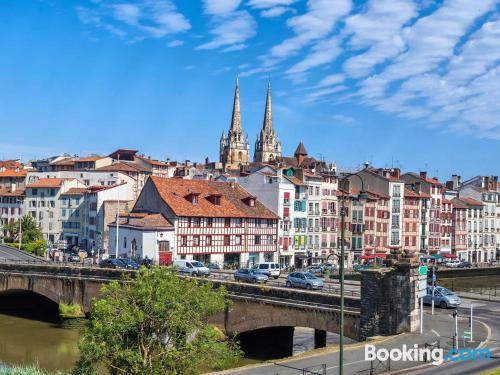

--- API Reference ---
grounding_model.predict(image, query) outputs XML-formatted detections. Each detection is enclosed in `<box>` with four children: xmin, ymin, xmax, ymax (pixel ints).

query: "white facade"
<box><xmin>108</xmin><ymin>225</ymin><xmax>175</xmax><ymax>262</ymax></box>
<box><xmin>237</xmin><ymin>167</ymin><xmax>297</xmax><ymax>267</ymax></box>
<box><xmin>26</xmin><ymin>171</ymin><xmax>135</xmax><ymax>197</ymax></box>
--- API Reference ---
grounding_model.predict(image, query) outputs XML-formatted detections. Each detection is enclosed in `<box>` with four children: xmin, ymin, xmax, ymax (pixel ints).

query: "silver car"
<box><xmin>234</xmin><ymin>269</ymin><xmax>269</xmax><ymax>283</ymax></box>
<box><xmin>286</xmin><ymin>272</ymin><xmax>324</xmax><ymax>290</ymax></box>
<box><xmin>423</xmin><ymin>286</ymin><xmax>461</xmax><ymax>308</ymax></box>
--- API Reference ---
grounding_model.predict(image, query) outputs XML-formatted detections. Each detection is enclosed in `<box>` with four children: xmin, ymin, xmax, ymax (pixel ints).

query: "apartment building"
<box><xmin>0</xmin><ymin>188</ymin><xmax>24</xmax><ymax>238</ymax></box>
<box><xmin>440</xmin><ymin>199</ymin><xmax>453</xmax><ymax>254</ymax></box>
<box><xmin>237</xmin><ymin>166</ymin><xmax>297</xmax><ymax>267</ymax></box>
<box><xmin>320</xmin><ymin>171</ymin><xmax>338</xmax><ymax>260</ymax></box>
<box><xmin>459</xmin><ymin>197</ymin><xmax>485</xmax><ymax>262</ymax></box>
<box><xmin>402</xmin><ymin>172</ymin><xmax>444</xmax><ymax>254</ymax></box>
<box><xmin>351</xmin><ymin>167</ymin><xmax>405</xmax><ymax>252</ymax></box>
<box><xmin>451</xmin><ymin>198</ymin><xmax>468</xmax><ymax>259</ymax></box>
<box><xmin>24</xmin><ymin>178</ymin><xmax>87</xmax><ymax>246</ymax></box>
<box><xmin>403</xmin><ymin>189</ymin><xmax>422</xmax><ymax>254</ymax></box>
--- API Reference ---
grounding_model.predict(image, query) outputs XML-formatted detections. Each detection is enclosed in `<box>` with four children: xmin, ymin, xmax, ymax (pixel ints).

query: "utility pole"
<box><xmin>470</xmin><ymin>303</ymin><xmax>473</xmax><ymax>342</ymax></box>
<box><xmin>431</xmin><ymin>266</ymin><xmax>436</xmax><ymax>315</ymax></box>
<box><xmin>453</xmin><ymin>309</ymin><xmax>459</xmax><ymax>349</ymax></box>
<box><xmin>115</xmin><ymin>154</ymin><xmax>120</xmax><ymax>259</ymax></box>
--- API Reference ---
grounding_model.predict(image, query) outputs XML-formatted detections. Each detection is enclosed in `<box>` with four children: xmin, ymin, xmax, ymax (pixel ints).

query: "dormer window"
<box><xmin>242</xmin><ymin>196</ymin><xmax>256</xmax><ymax>207</ymax></box>
<box><xmin>207</xmin><ymin>193</ymin><xmax>222</xmax><ymax>205</ymax></box>
<box><xmin>185</xmin><ymin>192</ymin><xmax>200</xmax><ymax>205</ymax></box>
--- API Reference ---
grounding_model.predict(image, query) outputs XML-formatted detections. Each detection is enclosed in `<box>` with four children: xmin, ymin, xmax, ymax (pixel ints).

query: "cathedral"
<box><xmin>219</xmin><ymin>78</ymin><xmax>281</xmax><ymax>169</ymax></box>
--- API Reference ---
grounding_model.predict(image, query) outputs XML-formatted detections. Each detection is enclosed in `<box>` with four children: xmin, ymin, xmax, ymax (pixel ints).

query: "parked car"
<box><xmin>458</xmin><ymin>260</ymin><xmax>472</xmax><ymax>268</ymax></box>
<box><xmin>255</xmin><ymin>262</ymin><xmax>280</xmax><ymax>279</ymax></box>
<box><xmin>207</xmin><ymin>262</ymin><xmax>221</xmax><ymax>270</ymax></box>
<box><xmin>307</xmin><ymin>265</ymin><xmax>324</xmax><ymax>275</ymax></box>
<box><xmin>119</xmin><ymin>258</ymin><xmax>140</xmax><ymax>270</ymax></box>
<box><xmin>445</xmin><ymin>259</ymin><xmax>461</xmax><ymax>268</ymax></box>
<box><xmin>66</xmin><ymin>252</ymin><xmax>81</xmax><ymax>263</ymax></box>
<box><xmin>423</xmin><ymin>286</ymin><xmax>461</xmax><ymax>308</ymax></box>
<box><xmin>173</xmin><ymin>260</ymin><xmax>210</xmax><ymax>276</ymax></box>
<box><xmin>99</xmin><ymin>258</ymin><xmax>127</xmax><ymax>269</ymax></box>
<box><xmin>234</xmin><ymin>269</ymin><xmax>269</xmax><ymax>283</ymax></box>
<box><xmin>286</xmin><ymin>272</ymin><xmax>324</xmax><ymax>290</ymax></box>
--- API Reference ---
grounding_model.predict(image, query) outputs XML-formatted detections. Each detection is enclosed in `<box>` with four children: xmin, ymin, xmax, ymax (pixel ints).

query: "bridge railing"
<box><xmin>208</xmin><ymin>272</ymin><xmax>360</xmax><ymax>297</ymax></box>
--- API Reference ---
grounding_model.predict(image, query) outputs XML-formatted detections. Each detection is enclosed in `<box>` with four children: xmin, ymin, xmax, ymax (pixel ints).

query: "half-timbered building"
<box><xmin>124</xmin><ymin>177</ymin><xmax>279</xmax><ymax>267</ymax></box>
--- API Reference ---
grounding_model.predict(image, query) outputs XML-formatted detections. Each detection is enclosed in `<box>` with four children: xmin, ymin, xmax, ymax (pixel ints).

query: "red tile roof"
<box><xmin>458</xmin><ymin>197</ymin><xmax>484</xmax><ymax>207</ymax></box>
<box><xmin>0</xmin><ymin>188</ymin><xmax>25</xmax><ymax>197</ymax></box>
<box><xmin>0</xmin><ymin>160</ymin><xmax>22</xmax><ymax>169</ymax></box>
<box><xmin>26</xmin><ymin>178</ymin><xmax>74</xmax><ymax>188</ymax></box>
<box><xmin>0</xmin><ymin>169</ymin><xmax>27</xmax><ymax>177</ymax></box>
<box><xmin>61</xmin><ymin>188</ymin><xmax>88</xmax><ymax>195</ymax></box>
<box><xmin>451</xmin><ymin>198</ymin><xmax>468</xmax><ymax>209</ymax></box>
<box><xmin>404</xmin><ymin>188</ymin><xmax>431</xmax><ymax>198</ymax></box>
<box><xmin>113</xmin><ymin>212</ymin><xmax>173</xmax><ymax>230</ymax></box>
<box><xmin>149</xmin><ymin>177</ymin><xmax>279</xmax><ymax>219</ymax></box>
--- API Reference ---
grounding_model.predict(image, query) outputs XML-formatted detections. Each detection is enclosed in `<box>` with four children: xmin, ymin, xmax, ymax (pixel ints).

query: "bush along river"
<box><xmin>0</xmin><ymin>290</ymin><xmax>348</xmax><ymax>372</ymax></box>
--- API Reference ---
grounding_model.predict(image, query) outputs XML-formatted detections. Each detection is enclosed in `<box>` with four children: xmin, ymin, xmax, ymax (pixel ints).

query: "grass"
<box><xmin>481</xmin><ymin>370</ymin><xmax>500</xmax><ymax>375</ymax></box>
<box><xmin>58</xmin><ymin>303</ymin><xmax>85</xmax><ymax>319</ymax></box>
<box><xmin>0</xmin><ymin>365</ymin><xmax>68</xmax><ymax>375</ymax></box>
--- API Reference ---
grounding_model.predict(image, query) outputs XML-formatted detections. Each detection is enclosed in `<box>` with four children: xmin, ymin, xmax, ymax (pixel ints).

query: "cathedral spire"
<box><xmin>230</xmin><ymin>77</ymin><xmax>242</xmax><ymax>133</ymax></box>
<box><xmin>262</xmin><ymin>79</ymin><xmax>273</xmax><ymax>132</ymax></box>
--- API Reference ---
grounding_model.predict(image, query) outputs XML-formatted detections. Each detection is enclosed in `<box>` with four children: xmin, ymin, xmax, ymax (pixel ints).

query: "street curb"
<box><xmin>206</xmin><ymin>334</ymin><xmax>403</xmax><ymax>374</ymax></box>
<box><xmin>386</xmin><ymin>318</ymin><xmax>492</xmax><ymax>375</ymax></box>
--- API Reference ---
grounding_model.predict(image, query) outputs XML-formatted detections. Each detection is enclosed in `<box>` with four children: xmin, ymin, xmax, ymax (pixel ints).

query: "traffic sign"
<box><xmin>419</xmin><ymin>265</ymin><xmax>428</xmax><ymax>276</ymax></box>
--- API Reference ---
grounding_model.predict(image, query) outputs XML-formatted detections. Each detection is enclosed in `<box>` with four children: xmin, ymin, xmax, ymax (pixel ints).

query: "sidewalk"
<box><xmin>215</xmin><ymin>310</ymin><xmax>489</xmax><ymax>375</ymax></box>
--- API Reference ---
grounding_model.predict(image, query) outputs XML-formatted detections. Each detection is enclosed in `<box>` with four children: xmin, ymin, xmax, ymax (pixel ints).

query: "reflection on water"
<box><xmin>439</xmin><ymin>275</ymin><xmax>500</xmax><ymax>292</ymax></box>
<box><xmin>0</xmin><ymin>313</ymin><xmax>80</xmax><ymax>371</ymax></box>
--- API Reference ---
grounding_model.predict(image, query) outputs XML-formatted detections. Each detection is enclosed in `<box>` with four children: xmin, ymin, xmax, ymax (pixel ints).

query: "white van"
<box><xmin>173</xmin><ymin>260</ymin><xmax>210</xmax><ymax>277</ymax></box>
<box><xmin>255</xmin><ymin>262</ymin><xmax>280</xmax><ymax>279</ymax></box>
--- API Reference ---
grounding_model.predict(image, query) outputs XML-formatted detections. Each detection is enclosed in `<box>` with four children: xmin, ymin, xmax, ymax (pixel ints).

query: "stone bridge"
<box><xmin>0</xmin><ymin>262</ymin><xmax>420</xmax><ymax>356</ymax></box>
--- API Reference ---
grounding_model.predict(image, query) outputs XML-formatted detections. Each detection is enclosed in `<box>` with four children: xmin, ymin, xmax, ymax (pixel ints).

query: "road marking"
<box><xmin>325</xmin><ymin>359</ymin><xmax>367</xmax><ymax>370</ymax></box>
<box><xmin>431</xmin><ymin>329</ymin><xmax>441</xmax><ymax>337</ymax></box>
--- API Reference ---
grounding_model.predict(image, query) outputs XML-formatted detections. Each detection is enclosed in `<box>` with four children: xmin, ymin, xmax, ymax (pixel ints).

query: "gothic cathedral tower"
<box><xmin>254</xmin><ymin>80</ymin><xmax>282</xmax><ymax>163</ymax></box>
<box><xmin>220</xmin><ymin>78</ymin><xmax>250</xmax><ymax>169</ymax></box>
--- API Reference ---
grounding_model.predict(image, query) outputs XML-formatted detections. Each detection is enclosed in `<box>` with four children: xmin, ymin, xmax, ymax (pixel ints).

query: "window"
<box><xmin>254</xmin><ymin>235</ymin><xmax>261</xmax><ymax>245</ymax></box>
<box><xmin>193</xmin><ymin>217</ymin><xmax>201</xmax><ymax>227</ymax></box>
<box><xmin>181</xmin><ymin>236</ymin><xmax>187</xmax><ymax>246</ymax></box>
<box><xmin>123</xmin><ymin>237</ymin><xmax>127</xmax><ymax>249</ymax></box>
<box><xmin>233</xmin><ymin>218</ymin><xmax>242</xmax><ymax>227</ymax></box>
<box><xmin>193</xmin><ymin>235</ymin><xmax>200</xmax><ymax>246</ymax></box>
<box><xmin>206</xmin><ymin>235</ymin><xmax>212</xmax><ymax>246</ymax></box>
<box><xmin>207</xmin><ymin>218</ymin><xmax>213</xmax><ymax>227</ymax></box>
<box><xmin>235</xmin><ymin>235</ymin><xmax>242</xmax><ymax>245</ymax></box>
<box><xmin>224</xmin><ymin>235</ymin><xmax>230</xmax><ymax>245</ymax></box>
<box><xmin>224</xmin><ymin>218</ymin><xmax>231</xmax><ymax>227</ymax></box>
<box><xmin>32</xmin><ymin>189</ymin><xmax>38</xmax><ymax>196</ymax></box>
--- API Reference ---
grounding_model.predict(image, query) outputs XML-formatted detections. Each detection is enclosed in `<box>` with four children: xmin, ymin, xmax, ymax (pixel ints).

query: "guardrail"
<box><xmin>208</xmin><ymin>271</ymin><xmax>360</xmax><ymax>297</ymax></box>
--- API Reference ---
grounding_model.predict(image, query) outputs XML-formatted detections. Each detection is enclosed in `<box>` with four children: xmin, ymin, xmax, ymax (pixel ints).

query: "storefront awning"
<box><xmin>442</xmin><ymin>253</ymin><xmax>457</xmax><ymax>259</ymax></box>
<box><xmin>431</xmin><ymin>254</ymin><xmax>444</xmax><ymax>260</ymax></box>
<box><xmin>360</xmin><ymin>253</ymin><xmax>387</xmax><ymax>260</ymax></box>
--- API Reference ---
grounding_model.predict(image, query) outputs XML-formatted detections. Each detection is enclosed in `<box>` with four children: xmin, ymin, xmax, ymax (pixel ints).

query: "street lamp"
<box><xmin>15</xmin><ymin>198</ymin><xmax>23</xmax><ymax>250</ymax></box>
<box><xmin>338</xmin><ymin>173</ymin><xmax>368</xmax><ymax>375</ymax></box>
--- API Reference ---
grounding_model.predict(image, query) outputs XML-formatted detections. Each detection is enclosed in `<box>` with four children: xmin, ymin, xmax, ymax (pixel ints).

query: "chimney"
<box><xmin>451</xmin><ymin>175</ymin><xmax>461</xmax><ymax>190</ymax></box>
<box><xmin>390</xmin><ymin>168</ymin><xmax>400</xmax><ymax>179</ymax></box>
<box><xmin>420</xmin><ymin>171</ymin><xmax>427</xmax><ymax>179</ymax></box>
<box><xmin>205</xmin><ymin>157</ymin><xmax>209</xmax><ymax>166</ymax></box>
<box><xmin>415</xmin><ymin>182</ymin><xmax>421</xmax><ymax>194</ymax></box>
<box><xmin>484</xmin><ymin>176</ymin><xmax>490</xmax><ymax>190</ymax></box>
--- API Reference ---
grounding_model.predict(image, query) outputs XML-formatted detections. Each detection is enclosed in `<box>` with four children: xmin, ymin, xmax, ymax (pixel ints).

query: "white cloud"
<box><xmin>287</xmin><ymin>37</ymin><xmax>341</xmax><ymax>75</ymax></box>
<box><xmin>203</xmin><ymin>0</ymin><xmax>242</xmax><ymax>16</ymax></box>
<box><xmin>197</xmin><ymin>11</ymin><xmax>257</xmax><ymax>51</ymax></box>
<box><xmin>305</xmin><ymin>85</ymin><xmax>348</xmax><ymax>103</ymax></box>
<box><xmin>316</xmin><ymin>73</ymin><xmax>345</xmax><ymax>88</ymax></box>
<box><xmin>264</xmin><ymin>0</ymin><xmax>352</xmax><ymax>64</ymax></box>
<box><xmin>168</xmin><ymin>39</ymin><xmax>184</xmax><ymax>47</ymax></box>
<box><xmin>247</xmin><ymin>0</ymin><xmax>295</xmax><ymax>8</ymax></box>
<box><xmin>76</xmin><ymin>0</ymin><xmax>190</xmax><ymax>40</ymax></box>
<box><xmin>342</xmin><ymin>0</ymin><xmax>417</xmax><ymax>78</ymax></box>
<box><xmin>331</xmin><ymin>114</ymin><xmax>355</xmax><ymax>125</ymax></box>
<box><xmin>260</xmin><ymin>6</ymin><xmax>292</xmax><ymax>18</ymax></box>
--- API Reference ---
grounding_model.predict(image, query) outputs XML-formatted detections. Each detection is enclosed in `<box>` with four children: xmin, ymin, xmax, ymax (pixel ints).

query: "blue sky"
<box><xmin>0</xmin><ymin>0</ymin><xmax>499</xmax><ymax>180</ymax></box>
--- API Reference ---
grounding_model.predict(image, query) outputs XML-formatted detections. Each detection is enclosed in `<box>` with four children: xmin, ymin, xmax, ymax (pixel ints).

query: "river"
<box><xmin>0</xmin><ymin>311</ymin><xmax>348</xmax><ymax>372</ymax></box>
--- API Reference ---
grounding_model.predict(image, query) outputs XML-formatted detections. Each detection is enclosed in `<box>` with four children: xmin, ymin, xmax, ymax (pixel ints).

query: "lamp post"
<box><xmin>338</xmin><ymin>173</ymin><xmax>368</xmax><ymax>375</ymax></box>
<box><xmin>15</xmin><ymin>198</ymin><xmax>23</xmax><ymax>250</ymax></box>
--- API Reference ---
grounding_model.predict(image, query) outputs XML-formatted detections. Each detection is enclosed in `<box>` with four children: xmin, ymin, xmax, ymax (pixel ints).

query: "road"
<box><xmin>411</xmin><ymin>298</ymin><xmax>500</xmax><ymax>374</ymax></box>
<box><xmin>219</xmin><ymin>297</ymin><xmax>498</xmax><ymax>375</ymax></box>
<box><xmin>0</xmin><ymin>244</ymin><xmax>46</xmax><ymax>262</ymax></box>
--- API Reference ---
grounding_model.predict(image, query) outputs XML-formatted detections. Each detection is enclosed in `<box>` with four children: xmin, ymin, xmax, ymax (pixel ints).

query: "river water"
<box><xmin>0</xmin><ymin>312</ymin><xmax>347</xmax><ymax>372</ymax></box>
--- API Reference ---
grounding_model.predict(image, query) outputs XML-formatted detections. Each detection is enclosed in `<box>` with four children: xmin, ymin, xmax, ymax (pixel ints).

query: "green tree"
<box><xmin>73</xmin><ymin>267</ymin><xmax>241</xmax><ymax>375</ymax></box>
<box><xmin>3</xmin><ymin>215</ymin><xmax>43</xmax><ymax>243</ymax></box>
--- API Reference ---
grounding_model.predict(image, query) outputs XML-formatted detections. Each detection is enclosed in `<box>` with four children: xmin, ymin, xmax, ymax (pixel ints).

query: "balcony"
<box><xmin>283</xmin><ymin>200</ymin><xmax>290</xmax><ymax>207</ymax></box>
